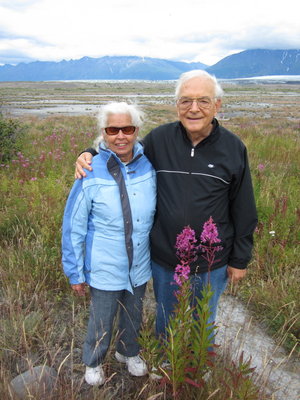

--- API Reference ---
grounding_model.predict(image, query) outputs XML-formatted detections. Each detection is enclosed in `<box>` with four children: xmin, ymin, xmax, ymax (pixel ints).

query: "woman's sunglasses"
<box><xmin>104</xmin><ymin>126</ymin><xmax>136</xmax><ymax>135</ymax></box>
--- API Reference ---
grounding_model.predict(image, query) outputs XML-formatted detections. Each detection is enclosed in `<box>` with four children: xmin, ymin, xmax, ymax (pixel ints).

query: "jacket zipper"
<box><xmin>184</xmin><ymin>146</ymin><xmax>195</xmax><ymax>225</ymax></box>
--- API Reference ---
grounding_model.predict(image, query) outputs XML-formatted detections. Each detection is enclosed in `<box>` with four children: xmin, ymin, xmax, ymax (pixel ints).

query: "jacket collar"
<box><xmin>99</xmin><ymin>141</ymin><xmax>144</xmax><ymax>165</ymax></box>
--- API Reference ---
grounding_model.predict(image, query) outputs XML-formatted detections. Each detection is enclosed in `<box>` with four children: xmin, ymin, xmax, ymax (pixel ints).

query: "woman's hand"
<box><xmin>71</xmin><ymin>283</ymin><xmax>87</xmax><ymax>296</ymax></box>
<box><xmin>75</xmin><ymin>152</ymin><xmax>93</xmax><ymax>179</ymax></box>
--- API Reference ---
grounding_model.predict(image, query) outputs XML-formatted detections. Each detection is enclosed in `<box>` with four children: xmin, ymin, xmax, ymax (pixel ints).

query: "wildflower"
<box><xmin>269</xmin><ymin>230</ymin><xmax>275</xmax><ymax>237</ymax></box>
<box><xmin>258</xmin><ymin>163</ymin><xmax>265</xmax><ymax>171</ymax></box>
<box><xmin>168</xmin><ymin>217</ymin><xmax>223</xmax><ymax>389</ymax></box>
<box><xmin>39</xmin><ymin>151</ymin><xmax>46</xmax><ymax>161</ymax></box>
<box><xmin>30</xmin><ymin>177</ymin><xmax>37</xmax><ymax>181</ymax></box>
<box><xmin>200</xmin><ymin>216</ymin><xmax>222</xmax><ymax>245</ymax></box>
<box><xmin>175</xmin><ymin>226</ymin><xmax>198</xmax><ymax>264</ymax></box>
<box><xmin>174</xmin><ymin>263</ymin><xmax>190</xmax><ymax>286</ymax></box>
<box><xmin>174</xmin><ymin>226</ymin><xmax>197</xmax><ymax>286</ymax></box>
<box><xmin>199</xmin><ymin>216</ymin><xmax>223</xmax><ymax>270</ymax></box>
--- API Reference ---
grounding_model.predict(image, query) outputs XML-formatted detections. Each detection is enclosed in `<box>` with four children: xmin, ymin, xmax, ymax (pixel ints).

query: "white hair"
<box><xmin>97</xmin><ymin>101</ymin><xmax>144</xmax><ymax>129</ymax></box>
<box><xmin>93</xmin><ymin>102</ymin><xmax>144</xmax><ymax>150</ymax></box>
<box><xmin>175</xmin><ymin>69</ymin><xmax>224</xmax><ymax>100</ymax></box>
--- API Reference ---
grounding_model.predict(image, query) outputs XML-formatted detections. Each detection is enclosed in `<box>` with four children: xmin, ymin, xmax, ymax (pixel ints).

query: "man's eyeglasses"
<box><xmin>104</xmin><ymin>126</ymin><xmax>136</xmax><ymax>135</ymax></box>
<box><xmin>177</xmin><ymin>97</ymin><xmax>215</xmax><ymax>110</ymax></box>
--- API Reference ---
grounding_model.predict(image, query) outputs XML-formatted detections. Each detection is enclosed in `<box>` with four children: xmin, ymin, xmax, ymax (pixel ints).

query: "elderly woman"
<box><xmin>62</xmin><ymin>102</ymin><xmax>156</xmax><ymax>386</ymax></box>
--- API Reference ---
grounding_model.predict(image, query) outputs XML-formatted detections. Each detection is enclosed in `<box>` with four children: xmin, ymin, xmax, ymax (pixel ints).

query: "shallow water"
<box><xmin>1</xmin><ymin>80</ymin><xmax>299</xmax><ymax>120</ymax></box>
<box><xmin>1</xmin><ymin>96</ymin><xmax>174</xmax><ymax>117</ymax></box>
<box><xmin>216</xmin><ymin>296</ymin><xmax>300</xmax><ymax>400</ymax></box>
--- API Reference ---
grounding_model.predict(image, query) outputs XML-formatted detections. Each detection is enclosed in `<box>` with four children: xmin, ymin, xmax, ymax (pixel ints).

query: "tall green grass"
<box><xmin>226</xmin><ymin>117</ymin><xmax>300</xmax><ymax>354</ymax></box>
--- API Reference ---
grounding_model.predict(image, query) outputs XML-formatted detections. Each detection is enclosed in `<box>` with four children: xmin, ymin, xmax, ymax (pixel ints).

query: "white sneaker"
<box><xmin>115</xmin><ymin>351</ymin><xmax>148</xmax><ymax>376</ymax></box>
<box><xmin>84</xmin><ymin>365</ymin><xmax>105</xmax><ymax>386</ymax></box>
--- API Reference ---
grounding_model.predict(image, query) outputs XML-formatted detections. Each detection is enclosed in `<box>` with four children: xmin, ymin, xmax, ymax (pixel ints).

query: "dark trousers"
<box><xmin>152</xmin><ymin>261</ymin><xmax>228</xmax><ymax>338</ymax></box>
<box><xmin>82</xmin><ymin>284</ymin><xmax>146</xmax><ymax>368</ymax></box>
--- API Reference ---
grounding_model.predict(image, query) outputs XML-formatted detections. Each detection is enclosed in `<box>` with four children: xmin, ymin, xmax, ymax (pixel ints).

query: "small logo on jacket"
<box><xmin>208</xmin><ymin>164</ymin><xmax>214</xmax><ymax>168</ymax></box>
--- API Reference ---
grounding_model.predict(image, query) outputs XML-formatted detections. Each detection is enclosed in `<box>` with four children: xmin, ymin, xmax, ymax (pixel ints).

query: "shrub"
<box><xmin>0</xmin><ymin>114</ymin><xmax>26</xmax><ymax>162</ymax></box>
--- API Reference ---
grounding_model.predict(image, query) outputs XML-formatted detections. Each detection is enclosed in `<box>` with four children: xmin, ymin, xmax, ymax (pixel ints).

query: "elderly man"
<box><xmin>75</xmin><ymin>70</ymin><xmax>257</xmax><ymax>339</ymax></box>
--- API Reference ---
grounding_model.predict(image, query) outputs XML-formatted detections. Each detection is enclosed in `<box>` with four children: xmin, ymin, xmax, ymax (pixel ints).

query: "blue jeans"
<box><xmin>152</xmin><ymin>261</ymin><xmax>228</xmax><ymax>338</ymax></box>
<box><xmin>82</xmin><ymin>284</ymin><xmax>146</xmax><ymax>368</ymax></box>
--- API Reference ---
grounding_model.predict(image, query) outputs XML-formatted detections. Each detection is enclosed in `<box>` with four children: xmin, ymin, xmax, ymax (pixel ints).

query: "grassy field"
<box><xmin>0</xmin><ymin>81</ymin><xmax>299</xmax><ymax>399</ymax></box>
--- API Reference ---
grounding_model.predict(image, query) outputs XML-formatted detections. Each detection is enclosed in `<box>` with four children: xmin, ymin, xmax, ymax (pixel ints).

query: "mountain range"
<box><xmin>207</xmin><ymin>49</ymin><xmax>300</xmax><ymax>78</ymax></box>
<box><xmin>0</xmin><ymin>49</ymin><xmax>299</xmax><ymax>81</ymax></box>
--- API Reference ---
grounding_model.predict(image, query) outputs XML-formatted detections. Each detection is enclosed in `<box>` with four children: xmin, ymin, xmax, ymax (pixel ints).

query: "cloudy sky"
<box><xmin>0</xmin><ymin>0</ymin><xmax>299</xmax><ymax>66</ymax></box>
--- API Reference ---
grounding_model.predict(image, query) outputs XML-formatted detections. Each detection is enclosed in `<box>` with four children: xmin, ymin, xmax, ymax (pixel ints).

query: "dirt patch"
<box><xmin>217</xmin><ymin>295</ymin><xmax>300</xmax><ymax>400</ymax></box>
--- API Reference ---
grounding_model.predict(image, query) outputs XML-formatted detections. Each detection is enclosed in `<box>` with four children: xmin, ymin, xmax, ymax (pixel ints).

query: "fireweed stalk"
<box><xmin>199</xmin><ymin>216</ymin><xmax>223</xmax><ymax>280</ymax></box>
<box><xmin>143</xmin><ymin>217</ymin><xmax>224</xmax><ymax>398</ymax></box>
<box><xmin>173</xmin><ymin>226</ymin><xmax>198</xmax><ymax>287</ymax></box>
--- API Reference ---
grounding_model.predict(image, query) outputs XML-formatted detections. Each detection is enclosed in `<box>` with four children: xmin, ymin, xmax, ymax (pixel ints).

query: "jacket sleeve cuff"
<box><xmin>68</xmin><ymin>272</ymin><xmax>85</xmax><ymax>285</ymax></box>
<box><xmin>227</xmin><ymin>260</ymin><xmax>248</xmax><ymax>270</ymax></box>
<box><xmin>79</xmin><ymin>147</ymin><xmax>98</xmax><ymax>157</ymax></box>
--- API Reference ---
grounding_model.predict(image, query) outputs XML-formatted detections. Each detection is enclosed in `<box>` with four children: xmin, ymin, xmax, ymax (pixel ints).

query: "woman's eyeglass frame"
<box><xmin>104</xmin><ymin>126</ymin><xmax>136</xmax><ymax>135</ymax></box>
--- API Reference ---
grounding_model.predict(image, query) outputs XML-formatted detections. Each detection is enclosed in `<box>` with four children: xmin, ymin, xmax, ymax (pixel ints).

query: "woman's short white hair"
<box><xmin>175</xmin><ymin>69</ymin><xmax>224</xmax><ymax>100</ymax></box>
<box><xmin>94</xmin><ymin>102</ymin><xmax>144</xmax><ymax>150</ymax></box>
<box><xmin>97</xmin><ymin>101</ymin><xmax>144</xmax><ymax>129</ymax></box>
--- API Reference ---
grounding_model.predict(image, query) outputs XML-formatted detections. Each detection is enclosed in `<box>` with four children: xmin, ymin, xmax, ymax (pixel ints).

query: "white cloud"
<box><xmin>0</xmin><ymin>0</ymin><xmax>299</xmax><ymax>65</ymax></box>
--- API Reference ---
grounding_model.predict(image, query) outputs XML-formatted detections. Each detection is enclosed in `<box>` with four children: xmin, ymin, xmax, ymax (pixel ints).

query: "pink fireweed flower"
<box><xmin>174</xmin><ymin>226</ymin><xmax>197</xmax><ymax>286</ymax></box>
<box><xmin>200</xmin><ymin>216</ymin><xmax>221</xmax><ymax>245</ymax></box>
<box><xmin>39</xmin><ymin>151</ymin><xmax>46</xmax><ymax>161</ymax></box>
<box><xmin>174</xmin><ymin>263</ymin><xmax>191</xmax><ymax>286</ymax></box>
<box><xmin>174</xmin><ymin>218</ymin><xmax>223</xmax><ymax>286</ymax></box>
<box><xmin>175</xmin><ymin>226</ymin><xmax>198</xmax><ymax>264</ymax></box>
<box><xmin>199</xmin><ymin>217</ymin><xmax>223</xmax><ymax>272</ymax></box>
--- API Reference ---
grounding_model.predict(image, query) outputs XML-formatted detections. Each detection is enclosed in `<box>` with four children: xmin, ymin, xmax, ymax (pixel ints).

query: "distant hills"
<box><xmin>0</xmin><ymin>49</ymin><xmax>299</xmax><ymax>81</ymax></box>
<box><xmin>207</xmin><ymin>49</ymin><xmax>300</xmax><ymax>78</ymax></box>
<box><xmin>0</xmin><ymin>56</ymin><xmax>207</xmax><ymax>81</ymax></box>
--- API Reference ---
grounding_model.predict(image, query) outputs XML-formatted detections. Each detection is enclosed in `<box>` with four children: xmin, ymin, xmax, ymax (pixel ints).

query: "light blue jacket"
<box><xmin>62</xmin><ymin>142</ymin><xmax>156</xmax><ymax>293</ymax></box>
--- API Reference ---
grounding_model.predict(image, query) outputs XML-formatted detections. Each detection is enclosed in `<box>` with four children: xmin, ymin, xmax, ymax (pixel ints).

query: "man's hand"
<box><xmin>227</xmin><ymin>266</ymin><xmax>247</xmax><ymax>284</ymax></box>
<box><xmin>75</xmin><ymin>152</ymin><xmax>93</xmax><ymax>179</ymax></box>
<box><xmin>71</xmin><ymin>283</ymin><xmax>87</xmax><ymax>296</ymax></box>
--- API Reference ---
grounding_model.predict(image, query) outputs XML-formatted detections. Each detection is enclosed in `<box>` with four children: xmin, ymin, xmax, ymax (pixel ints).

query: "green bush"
<box><xmin>0</xmin><ymin>114</ymin><xmax>26</xmax><ymax>162</ymax></box>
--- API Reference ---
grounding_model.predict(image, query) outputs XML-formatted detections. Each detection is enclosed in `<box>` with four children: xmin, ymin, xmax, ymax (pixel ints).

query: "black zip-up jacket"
<box><xmin>142</xmin><ymin>119</ymin><xmax>257</xmax><ymax>273</ymax></box>
<box><xmin>86</xmin><ymin>118</ymin><xmax>257</xmax><ymax>274</ymax></box>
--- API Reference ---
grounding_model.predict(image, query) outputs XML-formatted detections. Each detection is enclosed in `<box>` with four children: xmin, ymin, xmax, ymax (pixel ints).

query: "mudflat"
<box><xmin>1</xmin><ymin>80</ymin><xmax>299</xmax><ymax>122</ymax></box>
